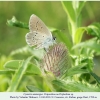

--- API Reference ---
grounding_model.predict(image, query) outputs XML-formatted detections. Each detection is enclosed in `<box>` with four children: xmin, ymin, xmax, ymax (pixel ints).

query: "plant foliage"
<box><xmin>0</xmin><ymin>1</ymin><xmax>100</xmax><ymax>92</ymax></box>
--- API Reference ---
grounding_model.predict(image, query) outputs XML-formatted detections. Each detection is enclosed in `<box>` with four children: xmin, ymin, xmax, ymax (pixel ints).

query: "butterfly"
<box><xmin>25</xmin><ymin>14</ymin><xmax>55</xmax><ymax>50</ymax></box>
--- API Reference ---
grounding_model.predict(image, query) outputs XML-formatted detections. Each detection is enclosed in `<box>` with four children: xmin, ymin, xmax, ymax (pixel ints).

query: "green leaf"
<box><xmin>72</xmin><ymin>38</ymin><xmax>100</xmax><ymax>53</ymax></box>
<box><xmin>90</xmin><ymin>72</ymin><xmax>100</xmax><ymax>84</ymax></box>
<box><xmin>7</xmin><ymin>56</ymin><xmax>33</xmax><ymax>92</ymax></box>
<box><xmin>26</xmin><ymin>85</ymin><xmax>43</xmax><ymax>92</ymax></box>
<box><xmin>4</xmin><ymin>60</ymin><xmax>23</xmax><ymax>70</ymax></box>
<box><xmin>61</xmin><ymin>63</ymin><xmax>88</xmax><ymax>78</ymax></box>
<box><xmin>53</xmin><ymin>79</ymin><xmax>100</xmax><ymax>92</ymax></box>
<box><xmin>74</xmin><ymin>27</ymin><xmax>86</xmax><ymax>44</ymax></box>
<box><xmin>10</xmin><ymin>46</ymin><xmax>45</xmax><ymax>60</ymax></box>
<box><xmin>51</xmin><ymin>29</ymin><xmax>72</xmax><ymax>50</ymax></box>
<box><xmin>7</xmin><ymin>16</ymin><xmax>29</xmax><ymax>29</ymax></box>
<box><xmin>26</xmin><ymin>62</ymin><xmax>41</xmax><ymax>75</ymax></box>
<box><xmin>10</xmin><ymin>46</ymin><xmax>30</xmax><ymax>56</ymax></box>
<box><xmin>4</xmin><ymin>60</ymin><xmax>41</xmax><ymax>75</ymax></box>
<box><xmin>76</xmin><ymin>1</ymin><xmax>86</xmax><ymax>17</ymax></box>
<box><xmin>62</xmin><ymin>1</ymin><xmax>76</xmax><ymax>23</ymax></box>
<box><xmin>87</xmin><ymin>23</ymin><xmax>100</xmax><ymax>39</ymax></box>
<box><xmin>0</xmin><ymin>70</ymin><xmax>14</xmax><ymax>75</ymax></box>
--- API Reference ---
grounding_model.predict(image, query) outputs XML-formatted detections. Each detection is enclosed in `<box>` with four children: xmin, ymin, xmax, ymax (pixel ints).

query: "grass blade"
<box><xmin>26</xmin><ymin>85</ymin><xmax>43</xmax><ymax>92</ymax></box>
<box><xmin>7</xmin><ymin>56</ymin><xmax>33</xmax><ymax>92</ymax></box>
<box><xmin>62</xmin><ymin>1</ymin><xmax>76</xmax><ymax>23</ymax></box>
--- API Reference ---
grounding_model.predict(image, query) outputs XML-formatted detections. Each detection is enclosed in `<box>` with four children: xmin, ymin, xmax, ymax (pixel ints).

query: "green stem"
<box><xmin>42</xmin><ymin>73</ymin><xmax>56</xmax><ymax>92</ymax></box>
<box><xmin>7</xmin><ymin>16</ymin><xmax>29</xmax><ymax>29</ymax></box>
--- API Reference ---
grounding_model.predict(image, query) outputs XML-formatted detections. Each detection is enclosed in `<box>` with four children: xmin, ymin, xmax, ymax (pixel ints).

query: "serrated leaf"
<box><xmin>87</xmin><ymin>23</ymin><xmax>100</xmax><ymax>39</ymax></box>
<box><xmin>72</xmin><ymin>38</ymin><xmax>100</xmax><ymax>53</ymax></box>
<box><xmin>53</xmin><ymin>79</ymin><xmax>100</xmax><ymax>92</ymax></box>
<box><xmin>10</xmin><ymin>46</ymin><xmax>30</xmax><ymax>56</ymax></box>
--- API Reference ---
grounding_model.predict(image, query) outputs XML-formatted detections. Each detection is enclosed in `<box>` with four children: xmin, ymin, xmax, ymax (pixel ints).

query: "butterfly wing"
<box><xmin>25</xmin><ymin>31</ymin><xmax>48</xmax><ymax>48</ymax></box>
<box><xmin>29</xmin><ymin>14</ymin><xmax>52</xmax><ymax>36</ymax></box>
<box><xmin>25</xmin><ymin>14</ymin><xmax>53</xmax><ymax>48</ymax></box>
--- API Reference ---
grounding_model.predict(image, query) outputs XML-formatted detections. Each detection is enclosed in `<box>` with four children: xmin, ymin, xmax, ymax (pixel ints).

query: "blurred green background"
<box><xmin>0</xmin><ymin>1</ymin><xmax>100</xmax><ymax>75</ymax></box>
<box><xmin>0</xmin><ymin>1</ymin><xmax>68</xmax><ymax>55</ymax></box>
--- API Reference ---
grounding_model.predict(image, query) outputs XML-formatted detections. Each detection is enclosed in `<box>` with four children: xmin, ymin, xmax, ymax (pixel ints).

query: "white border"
<box><xmin>0</xmin><ymin>92</ymin><xmax>100</xmax><ymax>100</ymax></box>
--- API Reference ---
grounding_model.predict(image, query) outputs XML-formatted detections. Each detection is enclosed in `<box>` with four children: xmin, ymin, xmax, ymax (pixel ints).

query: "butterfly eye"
<box><xmin>53</xmin><ymin>36</ymin><xmax>56</xmax><ymax>40</ymax></box>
